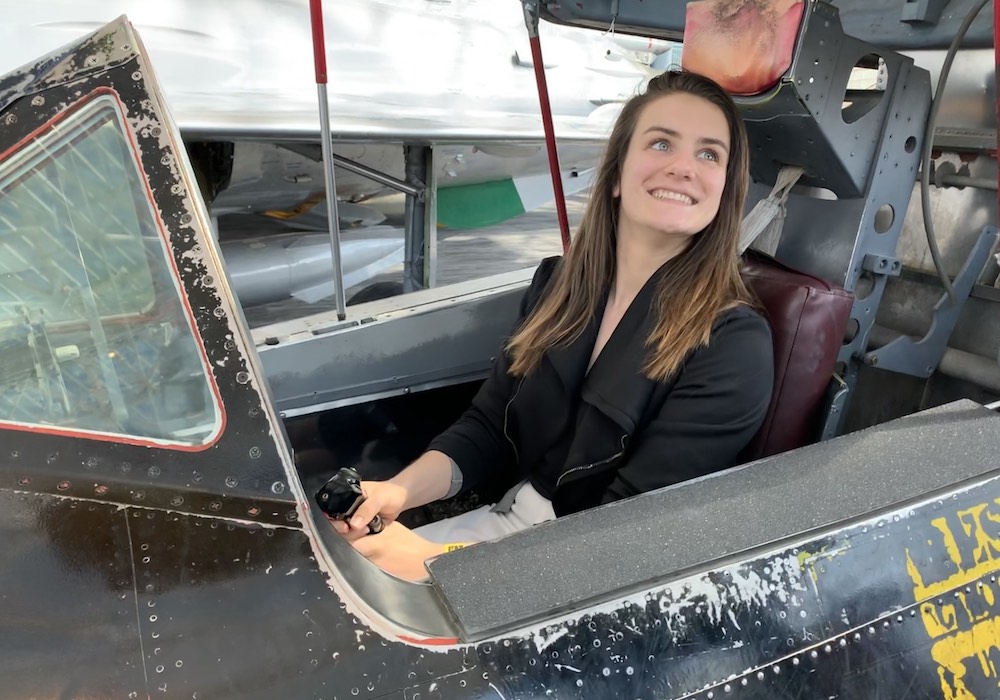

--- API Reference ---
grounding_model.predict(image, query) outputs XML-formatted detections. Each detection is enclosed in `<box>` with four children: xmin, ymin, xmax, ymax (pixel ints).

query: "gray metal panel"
<box><xmin>428</xmin><ymin>400</ymin><xmax>1000</xmax><ymax>641</ymax></box>
<box><xmin>836</xmin><ymin>0</ymin><xmax>994</xmax><ymax>50</ymax></box>
<box><xmin>539</xmin><ymin>0</ymin><xmax>686</xmax><ymax>42</ymax></box>
<box><xmin>741</xmin><ymin>2</ymin><xmax>926</xmax><ymax>199</ymax></box>
<box><xmin>754</xmin><ymin>31</ymin><xmax>931</xmax><ymax>405</ymax></box>
<box><xmin>773</xmin><ymin>50</ymin><xmax>930</xmax><ymax>289</ymax></box>
<box><xmin>257</xmin><ymin>271</ymin><xmax>533</xmax><ymax>416</ymax></box>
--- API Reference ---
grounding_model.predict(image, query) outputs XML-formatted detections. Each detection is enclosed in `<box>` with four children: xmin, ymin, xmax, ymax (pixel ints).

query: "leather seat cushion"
<box><xmin>740</xmin><ymin>249</ymin><xmax>854</xmax><ymax>458</ymax></box>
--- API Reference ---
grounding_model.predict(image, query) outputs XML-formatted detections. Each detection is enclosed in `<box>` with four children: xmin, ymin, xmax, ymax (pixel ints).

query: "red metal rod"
<box><xmin>309</xmin><ymin>0</ymin><xmax>328</xmax><ymax>84</ymax></box>
<box><xmin>528</xmin><ymin>35</ymin><xmax>572</xmax><ymax>253</ymax></box>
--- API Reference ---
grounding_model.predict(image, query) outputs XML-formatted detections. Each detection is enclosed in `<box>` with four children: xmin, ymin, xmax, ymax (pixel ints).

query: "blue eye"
<box><xmin>651</xmin><ymin>140</ymin><xmax>669</xmax><ymax>151</ymax></box>
<box><xmin>699</xmin><ymin>149</ymin><xmax>720</xmax><ymax>162</ymax></box>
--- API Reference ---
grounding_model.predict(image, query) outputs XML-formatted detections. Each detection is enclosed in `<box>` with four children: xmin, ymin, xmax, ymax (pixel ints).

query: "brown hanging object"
<box><xmin>682</xmin><ymin>0</ymin><xmax>805</xmax><ymax>96</ymax></box>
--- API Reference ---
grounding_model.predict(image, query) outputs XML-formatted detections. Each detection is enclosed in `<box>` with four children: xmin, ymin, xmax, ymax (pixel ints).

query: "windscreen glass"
<box><xmin>0</xmin><ymin>95</ymin><xmax>222</xmax><ymax>446</ymax></box>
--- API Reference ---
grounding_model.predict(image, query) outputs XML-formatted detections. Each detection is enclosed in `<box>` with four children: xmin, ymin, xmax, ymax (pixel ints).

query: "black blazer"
<box><xmin>428</xmin><ymin>257</ymin><xmax>774</xmax><ymax>517</ymax></box>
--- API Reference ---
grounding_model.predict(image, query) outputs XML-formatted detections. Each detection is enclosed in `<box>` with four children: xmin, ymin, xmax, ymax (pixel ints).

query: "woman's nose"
<box><xmin>665</xmin><ymin>151</ymin><xmax>696</xmax><ymax>178</ymax></box>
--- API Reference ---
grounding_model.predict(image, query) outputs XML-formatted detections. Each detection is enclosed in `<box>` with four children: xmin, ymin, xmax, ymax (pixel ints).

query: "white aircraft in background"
<box><xmin>0</xmin><ymin>0</ymin><xmax>675</xmax><ymax>308</ymax></box>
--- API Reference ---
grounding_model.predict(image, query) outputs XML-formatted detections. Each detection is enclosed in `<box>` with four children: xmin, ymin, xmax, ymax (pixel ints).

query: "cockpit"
<box><xmin>2</xmin><ymin>6</ymin><xmax>1000</xmax><ymax>698</ymax></box>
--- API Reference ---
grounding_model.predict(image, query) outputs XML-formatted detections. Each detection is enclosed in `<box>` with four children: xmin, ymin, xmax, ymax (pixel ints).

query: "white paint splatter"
<box><xmin>656</xmin><ymin>552</ymin><xmax>806</xmax><ymax>638</ymax></box>
<box><xmin>554</xmin><ymin>664</ymin><xmax>581</xmax><ymax>673</ymax></box>
<box><xmin>532</xmin><ymin>626</ymin><xmax>570</xmax><ymax>654</ymax></box>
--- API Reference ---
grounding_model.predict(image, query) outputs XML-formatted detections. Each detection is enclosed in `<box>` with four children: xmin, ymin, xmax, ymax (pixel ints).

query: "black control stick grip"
<box><xmin>315</xmin><ymin>467</ymin><xmax>384</xmax><ymax>534</ymax></box>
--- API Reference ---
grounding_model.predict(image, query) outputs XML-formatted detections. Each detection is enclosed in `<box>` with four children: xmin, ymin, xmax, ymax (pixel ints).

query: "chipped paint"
<box><xmin>796</xmin><ymin>538</ymin><xmax>855</xmax><ymax>588</ymax></box>
<box><xmin>0</xmin><ymin>18</ymin><xmax>135</xmax><ymax>112</ymax></box>
<box><xmin>532</xmin><ymin>626</ymin><xmax>570</xmax><ymax>654</ymax></box>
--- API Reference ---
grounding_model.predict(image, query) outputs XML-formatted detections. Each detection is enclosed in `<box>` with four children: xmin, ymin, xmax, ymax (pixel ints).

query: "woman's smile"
<box><xmin>648</xmin><ymin>188</ymin><xmax>697</xmax><ymax>205</ymax></box>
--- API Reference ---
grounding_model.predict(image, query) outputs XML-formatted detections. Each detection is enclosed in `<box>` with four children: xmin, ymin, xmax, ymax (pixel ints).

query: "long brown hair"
<box><xmin>507</xmin><ymin>70</ymin><xmax>753</xmax><ymax>381</ymax></box>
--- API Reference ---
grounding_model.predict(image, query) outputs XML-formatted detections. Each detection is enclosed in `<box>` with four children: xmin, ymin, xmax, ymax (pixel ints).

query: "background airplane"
<box><xmin>0</xmin><ymin>0</ymin><xmax>676</xmax><ymax>310</ymax></box>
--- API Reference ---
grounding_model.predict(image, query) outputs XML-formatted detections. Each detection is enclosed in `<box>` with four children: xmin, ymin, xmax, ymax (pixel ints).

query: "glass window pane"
<box><xmin>0</xmin><ymin>96</ymin><xmax>222</xmax><ymax>446</ymax></box>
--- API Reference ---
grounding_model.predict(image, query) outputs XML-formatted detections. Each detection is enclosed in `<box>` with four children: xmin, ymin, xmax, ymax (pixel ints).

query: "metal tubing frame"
<box><xmin>281</xmin><ymin>142</ymin><xmax>422</xmax><ymax>198</ymax></box>
<box><xmin>424</xmin><ymin>145</ymin><xmax>438</xmax><ymax>288</ymax></box>
<box><xmin>403</xmin><ymin>145</ymin><xmax>430</xmax><ymax>292</ymax></box>
<box><xmin>331</xmin><ymin>152</ymin><xmax>420</xmax><ymax>198</ymax></box>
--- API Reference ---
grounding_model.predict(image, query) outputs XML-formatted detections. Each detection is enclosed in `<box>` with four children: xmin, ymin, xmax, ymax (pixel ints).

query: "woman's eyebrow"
<box><xmin>642</xmin><ymin>126</ymin><xmax>730</xmax><ymax>153</ymax></box>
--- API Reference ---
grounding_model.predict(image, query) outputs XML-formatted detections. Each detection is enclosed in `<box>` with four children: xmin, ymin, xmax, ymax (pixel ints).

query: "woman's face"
<box><xmin>614</xmin><ymin>92</ymin><xmax>731</xmax><ymax>245</ymax></box>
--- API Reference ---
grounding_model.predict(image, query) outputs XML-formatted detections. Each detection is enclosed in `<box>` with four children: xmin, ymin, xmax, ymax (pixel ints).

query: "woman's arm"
<box><xmin>600</xmin><ymin>310</ymin><xmax>774</xmax><ymax>503</ymax></box>
<box><xmin>335</xmin><ymin>257</ymin><xmax>562</xmax><ymax>539</ymax></box>
<box><xmin>426</xmin><ymin>256</ymin><xmax>561</xmax><ymax>491</ymax></box>
<box><xmin>330</xmin><ymin>450</ymin><xmax>455</xmax><ymax>539</ymax></box>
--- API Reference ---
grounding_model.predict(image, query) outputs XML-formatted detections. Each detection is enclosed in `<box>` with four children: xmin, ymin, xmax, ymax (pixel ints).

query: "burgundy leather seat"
<box><xmin>739</xmin><ymin>250</ymin><xmax>855</xmax><ymax>459</ymax></box>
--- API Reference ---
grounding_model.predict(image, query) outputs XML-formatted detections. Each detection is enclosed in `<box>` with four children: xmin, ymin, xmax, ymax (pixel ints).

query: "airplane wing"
<box><xmin>0</xmin><ymin>0</ymin><xmax>647</xmax><ymax>143</ymax></box>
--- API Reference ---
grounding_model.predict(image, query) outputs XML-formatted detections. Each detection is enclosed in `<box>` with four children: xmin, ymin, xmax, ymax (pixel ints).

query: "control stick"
<box><xmin>315</xmin><ymin>467</ymin><xmax>384</xmax><ymax>534</ymax></box>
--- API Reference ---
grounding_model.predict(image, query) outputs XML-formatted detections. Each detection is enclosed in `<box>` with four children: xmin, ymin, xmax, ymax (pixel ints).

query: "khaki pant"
<box><xmin>414</xmin><ymin>481</ymin><xmax>555</xmax><ymax>545</ymax></box>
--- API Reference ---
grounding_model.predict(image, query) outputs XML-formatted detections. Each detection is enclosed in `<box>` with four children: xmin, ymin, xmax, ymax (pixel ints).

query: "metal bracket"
<box><xmin>522</xmin><ymin>1</ymin><xmax>541</xmax><ymax>38</ymax></box>
<box><xmin>933</xmin><ymin>126</ymin><xmax>998</xmax><ymax>153</ymax></box>
<box><xmin>901</xmin><ymin>0</ymin><xmax>951</xmax><ymax>25</ymax></box>
<box><xmin>862</xmin><ymin>254</ymin><xmax>902</xmax><ymax>277</ymax></box>
<box><xmin>862</xmin><ymin>226</ymin><xmax>999</xmax><ymax>377</ymax></box>
<box><xmin>819</xmin><ymin>375</ymin><xmax>850</xmax><ymax>441</ymax></box>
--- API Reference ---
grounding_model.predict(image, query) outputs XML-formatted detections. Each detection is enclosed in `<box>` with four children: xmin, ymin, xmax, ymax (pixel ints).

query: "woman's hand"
<box><xmin>327</xmin><ymin>479</ymin><xmax>408</xmax><ymax>541</ymax></box>
<box><xmin>351</xmin><ymin>521</ymin><xmax>448</xmax><ymax>582</ymax></box>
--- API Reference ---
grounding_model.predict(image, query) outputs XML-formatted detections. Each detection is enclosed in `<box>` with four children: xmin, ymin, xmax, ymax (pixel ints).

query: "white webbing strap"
<box><xmin>738</xmin><ymin>165</ymin><xmax>805</xmax><ymax>256</ymax></box>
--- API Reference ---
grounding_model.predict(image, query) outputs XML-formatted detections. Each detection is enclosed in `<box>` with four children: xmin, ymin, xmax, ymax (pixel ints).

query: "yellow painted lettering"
<box><xmin>935</xmin><ymin>516</ymin><xmax>966</xmax><ymax>571</ymax></box>
<box><xmin>958</xmin><ymin>505</ymin><xmax>1000</xmax><ymax>566</ymax></box>
<box><xmin>911</xmin><ymin>514</ymin><xmax>1000</xmax><ymax>600</ymax></box>
<box><xmin>930</xmin><ymin>615</ymin><xmax>1000</xmax><ymax>700</ymax></box>
<box><xmin>921</xmin><ymin>601</ymin><xmax>960</xmax><ymax>638</ymax></box>
<box><xmin>983</xmin><ymin>583</ymin><xmax>996</xmax><ymax>608</ymax></box>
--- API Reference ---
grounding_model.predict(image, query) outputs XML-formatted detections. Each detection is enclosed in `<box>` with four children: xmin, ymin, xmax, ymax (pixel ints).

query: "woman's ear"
<box><xmin>612</xmin><ymin>181</ymin><xmax>620</xmax><ymax>198</ymax></box>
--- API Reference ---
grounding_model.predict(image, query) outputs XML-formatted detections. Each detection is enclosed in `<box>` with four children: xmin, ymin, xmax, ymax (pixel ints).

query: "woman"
<box><xmin>331</xmin><ymin>70</ymin><xmax>774</xmax><ymax>581</ymax></box>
